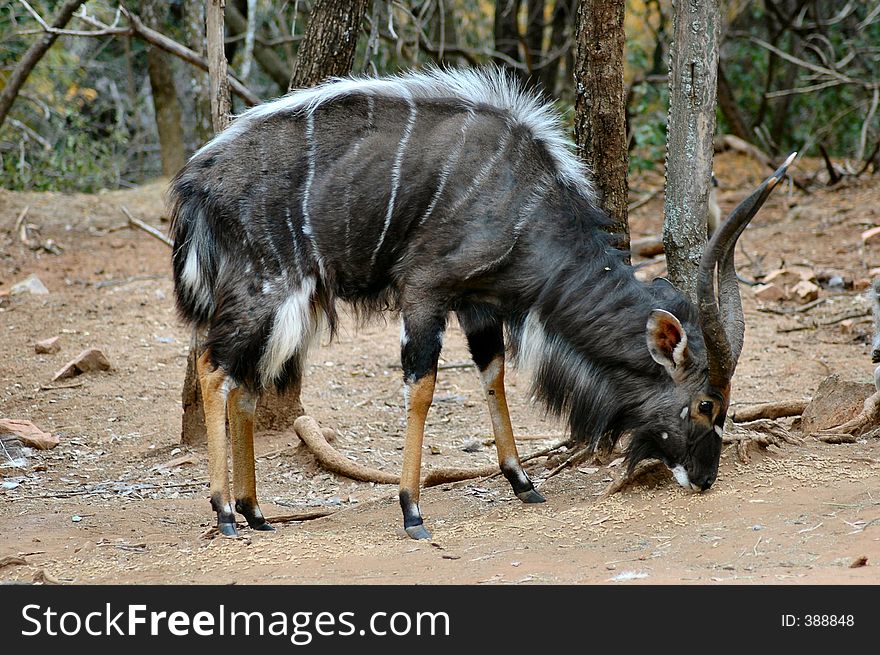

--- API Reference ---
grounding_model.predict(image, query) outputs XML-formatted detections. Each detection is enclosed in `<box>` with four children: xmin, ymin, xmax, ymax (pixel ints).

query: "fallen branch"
<box><xmin>630</xmin><ymin>235</ymin><xmax>665</xmax><ymax>258</ymax></box>
<box><xmin>120</xmin><ymin>206</ymin><xmax>172</xmax><ymax>247</ymax></box>
<box><xmin>729</xmin><ymin>400</ymin><xmax>808</xmax><ymax>423</ymax></box>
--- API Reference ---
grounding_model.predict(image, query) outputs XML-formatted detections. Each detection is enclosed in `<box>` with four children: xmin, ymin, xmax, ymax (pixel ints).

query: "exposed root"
<box><xmin>723</xmin><ymin>419</ymin><xmax>803</xmax><ymax>462</ymax></box>
<box><xmin>294</xmin><ymin>415</ymin><xmax>570</xmax><ymax>488</ymax></box>
<box><xmin>730</xmin><ymin>400</ymin><xmax>808</xmax><ymax>423</ymax></box>
<box><xmin>813</xmin><ymin>389</ymin><xmax>880</xmax><ymax>440</ymax></box>
<box><xmin>294</xmin><ymin>416</ymin><xmax>398</xmax><ymax>484</ymax></box>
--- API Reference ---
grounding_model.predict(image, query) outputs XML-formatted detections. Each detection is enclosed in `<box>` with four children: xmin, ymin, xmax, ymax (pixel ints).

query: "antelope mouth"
<box><xmin>669</xmin><ymin>464</ymin><xmax>701</xmax><ymax>492</ymax></box>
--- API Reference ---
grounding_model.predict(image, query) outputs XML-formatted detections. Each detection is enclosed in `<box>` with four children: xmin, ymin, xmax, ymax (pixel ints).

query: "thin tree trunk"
<box><xmin>663</xmin><ymin>0</ymin><xmax>721</xmax><ymax>302</ymax></box>
<box><xmin>288</xmin><ymin>0</ymin><xmax>371</xmax><ymax>91</ymax></box>
<box><xmin>184</xmin><ymin>0</ymin><xmax>213</xmax><ymax>146</ymax></box>
<box><xmin>539</xmin><ymin>0</ymin><xmax>572</xmax><ymax>95</ymax></box>
<box><xmin>0</xmin><ymin>0</ymin><xmax>86</xmax><ymax>130</ymax></box>
<box><xmin>494</xmin><ymin>0</ymin><xmax>522</xmax><ymax>77</ymax></box>
<box><xmin>573</xmin><ymin>0</ymin><xmax>629</xmax><ymax>258</ymax></box>
<box><xmin>524</xmin><ymin>0</ymin><xmax>545</xmax><ymax>81</ymax></box>
<box><xmin>142</xmin><ymin>0</ymin><xmax>187</xmax><ymax>178</ymax></box>
<box><xmin>716</xmin><ymin>63</ymin><xmax>751</xmax><ymax>142</ymax></box>
<box><xmin>181</xmin><ymin>0</ymin><xmax>234</xmax><ymax>446</ymax></box>
<box><xmin>226</xmin><ymin>2</ymin><xmax>290</xmax><ymax>90</ymax></box>
<box><xmin>207</xmin><ymin>0</ymin><xmax>232</xmax><ymax>132</ymax></box>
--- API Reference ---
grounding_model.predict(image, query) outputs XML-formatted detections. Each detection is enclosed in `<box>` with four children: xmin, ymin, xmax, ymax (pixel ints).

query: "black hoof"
<box><xmin>516</xmin><ymin>488</ymin><xmax>546</xmax><ymax>503</ymax></box>
<box><xmin>250</xmin><ymin>521</ymin><xmax>275</xmax><ymax>532</ymax></box>
<box><xmin>405</xmin><ymin>524</ymin><xmax>432</xmax><ymax>540</ymax></box>
<box><xmin>218</xmin><ymin>521</ymin><xmax>239</xmax><ymax>538</ymax></box>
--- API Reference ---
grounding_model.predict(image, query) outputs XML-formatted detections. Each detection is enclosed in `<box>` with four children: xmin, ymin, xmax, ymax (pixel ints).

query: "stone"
<box><xmin>0</xmin><ymin>418</ymin><xmax>59</xmax><ymax>450</ymax></box>
<box><xmin>10</xmin><ymin>274</ymin><xmax>48</xmax><ymax>295</ymax></box>
<box><xmin>791</xmin><ymin>280</ymin><xmax>820</xmax><ymax>303</ymax></box>
<box><xmin>34</xmin><ymin>336</ymin><xmax>60</xmax><ymax>354</ymax></box>
<box><xmin>800</xmin><ymin>375</ymin><xmax>875</xmax><ymax>434</ymax></box>
<box><xmin>52</xmin><ymin>348</ymin><xmax>111</xmax><ymax>381</ymax></box>
<box><xmin>763</xmin><ymin>267</ymin><xmax>816</xmax><ymax>287</ymax></box>
<box><xmin>753</xmin><ymin>283</ymin><xmax>788</xmax><ymax>303</ymax></box>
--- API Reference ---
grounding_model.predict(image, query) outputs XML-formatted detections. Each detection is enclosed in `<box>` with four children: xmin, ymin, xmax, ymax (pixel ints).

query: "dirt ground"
<box><xmin>1</xmin><ymin>152</ymin><xmax>878</xmax><ymax>585</ymax></box>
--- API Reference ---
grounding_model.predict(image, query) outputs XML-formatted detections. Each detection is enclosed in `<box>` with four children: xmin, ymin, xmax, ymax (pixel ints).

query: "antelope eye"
<box><xmin>698</xmin><ymin>400</ymin><xmax>713</xmax><ymax>416</ymax></box>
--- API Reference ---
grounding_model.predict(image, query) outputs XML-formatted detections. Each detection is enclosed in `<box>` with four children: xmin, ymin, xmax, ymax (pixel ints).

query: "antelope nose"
<box><xmin>700</xmin><ymin>480</ymin><xmax>713</xmax><ymax>491</ymax></box>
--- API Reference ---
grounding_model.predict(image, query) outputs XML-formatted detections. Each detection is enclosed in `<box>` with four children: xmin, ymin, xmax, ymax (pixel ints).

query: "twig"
<box><xmin>265</xmin><ymin>508</ymin><xmax>337</xmax><ymax>524</ymax></box>
<box><xmin>778</xmin><ymin>309</ymin><xmax>870</xmax><ymax>333</ymax></box>
<box><xmin>13</xmin><ymin>205</ymin><xmax>37</xmax><ymax>249</ymax></box>
<box><xmin>39</xmin><ymin>381</ymin><xmax>84</xmax><ymax>391</ymax></box>
<box><xmin>818</xmin><ymin>144</ymin><xmax>842</xmax><ymax>185</ymax></box>
<box><xmin>538</xmin><ymin>444</ymin><xmax>592</xmax><ymax>485</ymax></box>
<box><xmin>757</xmin><ymin>298</ymin><xmax>826</xmax><ymax>315</ymax></box>
<box><xmin>602</xmin><ymin>459</ymin><xmax>667</xmax><ymax>497</ymax></box>
<box><xmin>120</xmin><ymin>206</ymin><xmax>172</xmax><ymax>247</ymax></box>
<box><xmin>628</xmin><ymin>189</ymin><xmax>661</xmax><ymax>212</ymax></box>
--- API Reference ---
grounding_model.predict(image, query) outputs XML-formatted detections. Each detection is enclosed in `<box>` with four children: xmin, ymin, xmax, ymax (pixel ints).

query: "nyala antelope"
<box><xmin>169</xmin><ymin>68</ymin><xmax>793</xmax><ymax>539</ymax></box>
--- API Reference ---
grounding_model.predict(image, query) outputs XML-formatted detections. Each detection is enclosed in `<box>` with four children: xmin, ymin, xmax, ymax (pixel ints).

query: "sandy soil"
<box><xmin>1</xmin><ymin>152</ymin><xmax>878</xmax><ymax>585</ymax></box>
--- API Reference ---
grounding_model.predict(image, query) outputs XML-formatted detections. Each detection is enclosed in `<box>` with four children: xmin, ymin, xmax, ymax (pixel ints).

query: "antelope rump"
<box><xmin>168</xmin><ymin>67</ymin><xmax>794</xmax><ymax>539</ymax></box>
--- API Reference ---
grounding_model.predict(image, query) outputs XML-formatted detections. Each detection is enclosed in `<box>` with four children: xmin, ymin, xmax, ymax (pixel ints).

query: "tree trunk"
<box><xmin>225</xmin><ymin>2</ymin><xmax>290</xmax><ymax>91</ymax></box>
<box><xmin>716</xmin><ymin>63</ymin><xmax>751</xmax><ymax>143</ymax></box>
<box><xmin>539</xmin><ymin>0</ymin><xmax>573</xmax><ymax>96</ymax></box>
<box><xmin>206</xmin><ymin>0</ymin><xmax>232</xmax><ymax>132</ymax></box>
<box><xmin>494</xmin><ymin>0</ymin><xmax>522</xmax><ymax>76</ymax></box>
<box><xmin>142</xmin><ymin>1</ymin><xmax>187</xmax><ymax>178</ymax></box>
<box><xmin>524</xmin><ymin>0</ymin><xmax>545</xmax><ymax>79</ymax></box>
<box><xmin>180</xmin><ymin>0</ymin><xmax>371</xmax><ymax>443</ymax></box>
<box><xmin>573</xmin><ymin>0</ymin><xmax>629</xmax><ymax>258</ymax></box>
<box><xmin>181</xmin><ymin>0</ymin><xmax>233</xmax><ymax>446</ymax></box>
<box><xmin>0</xmin><ymin>0</ymin><xmax>86</xmax><ymax>130</ymax></box>
<box><xmin>183</xmin><ymin>0</ymin><xmax>213</xmax><ymax>146</ymax></box>
<box><xmin>288</xmin><ymin>0</ymin><xmax>371</xmax><ymax>91</ymax></box>
<box><xmin>663</xmin><ymin>0</ymin><xmax>720</xmax><ymax>302</ymax></box>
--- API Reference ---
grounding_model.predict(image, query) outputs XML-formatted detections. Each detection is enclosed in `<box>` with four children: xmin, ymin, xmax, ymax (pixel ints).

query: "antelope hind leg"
<box><xmin>229</xmin><ymin>386</ymin><xmax>274</xmax><ymax>531</ymax></box>
<box><xmin>196</xmin><ymin>350</ymin><xmax>238</xmax><ymax>537</ymax></box>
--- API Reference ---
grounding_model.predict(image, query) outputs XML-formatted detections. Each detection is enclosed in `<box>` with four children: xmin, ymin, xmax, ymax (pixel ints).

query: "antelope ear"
<box><xmin>646</xmin><ymin>309</ymin><xmax>689</xmax><ymax>378</ymax></box>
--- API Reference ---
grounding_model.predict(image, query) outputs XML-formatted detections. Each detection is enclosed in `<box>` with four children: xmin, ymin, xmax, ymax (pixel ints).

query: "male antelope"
<box><xmin>169</xmin><ymin>68</ymin><xmax>793</xmax><ymax>539</ymax></box>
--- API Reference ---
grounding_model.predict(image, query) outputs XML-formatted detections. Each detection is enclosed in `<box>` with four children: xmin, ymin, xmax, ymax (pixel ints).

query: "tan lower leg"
<box><xmin>400</xmin><ymin>371</ymin><xmax>436</xmax><ymax>531</ymax></box>
<box><xmin>478</xmin><ymin>356</ymin><xmax>540</xmax><ymax>500</ymax></box>
<box><xmin>196</xmin><ymin>351</ymin><xmax>234</xmax><ymax>522</ymax></box>
<box><xmin>479</xmin><ymin>356</ymin><xmax>520</xmax><ymax>467</ymax></box>
<box><xmin>229</xmin><ymin>386</ymin><xmax>265</xmax><ymax>526</ymax></box>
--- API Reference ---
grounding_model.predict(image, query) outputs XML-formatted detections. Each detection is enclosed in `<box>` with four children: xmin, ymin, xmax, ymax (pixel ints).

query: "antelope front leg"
<box><xmin>465</xmin><ymin>323</ymin><xmax>544</xmax><ymax>503</ymax></box>
<box><xmin>398</xmin><ymin>312</ymin><xmax>445</xmax><ymax>540</ymax></box>
<box><xmin>228</xmin><ymin>386</ymin><xmax>273</xmax><ymax>532</ymax></box>
<box><xmin>196</xmin><ymin>350</ymin><xmax>238</xmax><ymax>537</ymax></box>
